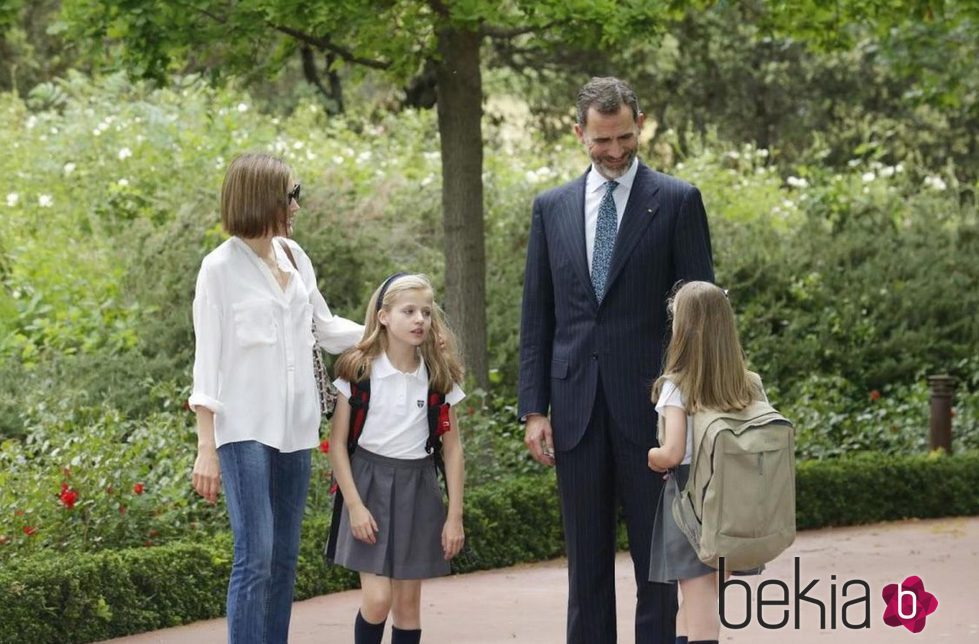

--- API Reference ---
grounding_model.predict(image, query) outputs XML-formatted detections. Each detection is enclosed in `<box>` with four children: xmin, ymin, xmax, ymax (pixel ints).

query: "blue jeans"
<box><xmin>219</xmin><ymin>441</ymin><xmax>311</xmax><ymax>644</ymax></box>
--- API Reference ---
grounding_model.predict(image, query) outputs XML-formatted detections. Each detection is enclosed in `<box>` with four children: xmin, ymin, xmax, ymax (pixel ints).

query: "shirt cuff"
<box><xmin>188</xmin><ymin>393</ymin><xmax>225</xmax><ymax>416</ymax></box>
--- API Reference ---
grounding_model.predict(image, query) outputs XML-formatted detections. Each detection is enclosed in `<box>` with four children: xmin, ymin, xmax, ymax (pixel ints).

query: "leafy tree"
<box><xmin>60</xmin><ymin>0</ymin><xmax>672</xmax><ymax>387</ymax></box>
<box><xmin>490</xmin><ymin>1</ymin><xmax>979</xmax><ymax>188</ymax></box>
<box><xmin>1</xmin><ymin>0</ymin><xmax>81</xmax><ymax>95</ymax></box>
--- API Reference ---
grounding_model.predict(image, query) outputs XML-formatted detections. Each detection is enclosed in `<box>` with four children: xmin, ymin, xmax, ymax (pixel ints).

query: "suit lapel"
<box><xmin>603</xmin><ymin>163</ymin><xmax>660</xmax><ymax>300</ymax></box>
<box><xmin>555</xmin><ymin>172</ymin><xmax>597</xmax><ymax>308</ymax></box>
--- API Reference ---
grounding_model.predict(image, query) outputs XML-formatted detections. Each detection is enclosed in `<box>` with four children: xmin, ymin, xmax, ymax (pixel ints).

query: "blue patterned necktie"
<box><xmin>591</xmin><ymin>180</ymin><xmax>619</xmax><ymax>302</ymax></box>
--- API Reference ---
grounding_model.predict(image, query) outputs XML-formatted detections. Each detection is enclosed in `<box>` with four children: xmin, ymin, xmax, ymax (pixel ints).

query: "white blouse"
<box><xmin>189</xmin><ymin>236</ymin><xmax>363</xmax><ymax>453</ymax></box>
<box><xmin>334</xmin><ymin>352</ymin><xmax>465</xmax><ymax>459</ymax></box>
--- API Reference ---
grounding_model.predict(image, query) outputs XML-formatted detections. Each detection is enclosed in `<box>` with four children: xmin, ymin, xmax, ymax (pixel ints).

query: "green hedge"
<box><xmin>795</xmin><ymin>450</ymin><xmax>979</xmax><ymax>529</ymax></box>
<box><xmin>0</xmin><ymin>472</ymin><xmax>563</xmax><ymax>643</ymax></box>
<box><xmin>2</xmin><ymin>453</ymin><xmax>978</xmax><ymax>643</ymax></box>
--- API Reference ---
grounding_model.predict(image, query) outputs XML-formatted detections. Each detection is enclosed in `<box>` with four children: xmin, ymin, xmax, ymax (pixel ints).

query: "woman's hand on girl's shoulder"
<box><xmin>442</xmin><ymin>516</ymin><xmax>465</xmax><ymax>560</ymax></box>
<box><xmin>348</xmin><ymin>502</ymin><xmax>378</xmax><ymax>544</ymax></box>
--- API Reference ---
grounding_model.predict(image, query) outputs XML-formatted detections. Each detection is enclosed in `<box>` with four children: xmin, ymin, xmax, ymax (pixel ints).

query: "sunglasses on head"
<box><xmin>287</xmin><ymin>183</ymin><xmax>301</xmax><ymax>204</ymax></box>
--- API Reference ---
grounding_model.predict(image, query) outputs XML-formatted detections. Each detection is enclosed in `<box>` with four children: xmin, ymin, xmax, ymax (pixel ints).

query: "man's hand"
<box><xmin>524</xmin><ymin>414</ymin><xmax>555</xmax><ymax>466</ymax></box>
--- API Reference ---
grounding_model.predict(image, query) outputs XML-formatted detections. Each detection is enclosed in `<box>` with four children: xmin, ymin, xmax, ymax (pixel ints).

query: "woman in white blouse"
<box><xmin>189</xmin><ymin>153</ymin><xmax>363</xmax><ymax>643</ymax></box>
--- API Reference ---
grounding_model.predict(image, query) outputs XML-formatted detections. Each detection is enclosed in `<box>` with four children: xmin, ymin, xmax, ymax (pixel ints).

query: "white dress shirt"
<box><xmin>189</xmin><ymin>236</ymin><xmax>364</xmax><ymax>453</ymax></box>
<box><xmin>584</xmin><ymin>157</ymin><xmax>640</xmax><ymax>272</ymax></box>
<box><xmin>334</xmin><ymin>352</ymin><xmax>465</xmax><ymax>460</ymax></box>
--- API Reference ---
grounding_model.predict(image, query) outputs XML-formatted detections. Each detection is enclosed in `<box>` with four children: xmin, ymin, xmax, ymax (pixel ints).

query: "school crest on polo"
<box><xmin>417</xmin><ymin>400</ymin><xmax>425</xmax><ymax>408</ymax></box>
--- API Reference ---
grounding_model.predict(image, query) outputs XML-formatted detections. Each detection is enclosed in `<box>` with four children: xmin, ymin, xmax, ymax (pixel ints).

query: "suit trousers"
<box><xmin>555</xmin><ymin>381</ymin><xmax>677</xmax><ymax>644</ymax></box>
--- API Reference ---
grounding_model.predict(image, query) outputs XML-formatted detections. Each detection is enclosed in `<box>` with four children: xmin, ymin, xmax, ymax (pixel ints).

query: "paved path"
<box><xmin>103</xmin><ymin>516</ymin><xmax>979</xmax><ymax>643</ymax></box>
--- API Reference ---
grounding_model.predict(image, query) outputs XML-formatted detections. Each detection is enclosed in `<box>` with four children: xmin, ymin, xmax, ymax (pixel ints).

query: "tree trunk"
<box><xmin>434</xmin><ymin>26</ymin><xmax>488</xmax><ymax>389</ymax></box>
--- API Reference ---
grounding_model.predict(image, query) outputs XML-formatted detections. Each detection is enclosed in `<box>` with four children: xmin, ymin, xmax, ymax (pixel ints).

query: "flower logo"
<box><xmin>882</xmin><ymin>575</ymin><xmax>938</xmax><ymax>633</ymax></box>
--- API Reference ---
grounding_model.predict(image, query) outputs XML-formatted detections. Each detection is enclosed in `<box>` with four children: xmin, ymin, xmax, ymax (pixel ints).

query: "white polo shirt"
<box><xmin>189</xmin><ymin>236</ymin><xmax>364</xmax><ymax>453</ymax></box>
<box><xmin>334</xmin><ymin>352</ymin><xmax>465</xmax><ymax>459</ymax></box>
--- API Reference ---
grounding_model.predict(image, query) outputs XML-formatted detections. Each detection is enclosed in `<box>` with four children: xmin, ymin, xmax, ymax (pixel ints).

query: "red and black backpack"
<box><xmin>325</xmin><ymin>372</ymin><xmax>452</xmax><ymax>562</ymax></box>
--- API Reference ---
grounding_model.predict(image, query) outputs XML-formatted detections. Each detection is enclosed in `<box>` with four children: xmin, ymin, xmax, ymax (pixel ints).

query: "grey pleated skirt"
<box><xmin>332</xmin><ymin>448</ymin><xmax>450</xmax><ymax>580</ymax></box>
<box><xmin>649</xmin><ymin>464</ymin><xmax>716</xmax><ymax>583</ymax></box>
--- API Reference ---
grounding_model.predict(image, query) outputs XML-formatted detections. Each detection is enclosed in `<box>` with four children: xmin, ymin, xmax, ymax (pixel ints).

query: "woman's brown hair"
<box><xmin>220</xmin><ymin>153</ymin><xmax>291</xmax><ymax>238</ymax></box>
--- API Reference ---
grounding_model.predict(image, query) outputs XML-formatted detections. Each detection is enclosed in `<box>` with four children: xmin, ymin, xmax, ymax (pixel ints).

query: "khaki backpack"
<box><xmin>658</xmin><ymin>382</ymin><xmax>796</xmax><ymax>571</ymax></box>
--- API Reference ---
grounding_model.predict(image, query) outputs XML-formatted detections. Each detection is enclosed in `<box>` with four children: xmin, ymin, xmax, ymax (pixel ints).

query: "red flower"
<box><xmin>118</xmin><ymin>504</ymin><xmax>127</xmax><ymax>515</ymax></box>
<box><xmin>22</xmin><ymin>525</ymin><xmax>37</xmax><ymax>536</ymax></box>
<box><xmin>133</xmin><ymin>482</ymin><xmax>145</xmax><ymax>495</ymax></box>
<box><xmin>870</xmin><ymin>390</ymin><xmax>882</xmax><ymax>401</ymax></box>
<box><xmin>319</xmin><ymin>439</ymin><xmax>330</xmax><ymax>454</ymax></box>
<box><xmin>59</xmin><ymin>483</ymin><xmax>79</xmax><ymax>509</ymax></box>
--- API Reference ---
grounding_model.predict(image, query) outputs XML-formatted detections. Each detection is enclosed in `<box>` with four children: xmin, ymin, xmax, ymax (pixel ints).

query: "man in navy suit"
<box><xmin>518</xmin><ymin>77</ymin><xmax>715</xmax><ymax>644</ymax></box>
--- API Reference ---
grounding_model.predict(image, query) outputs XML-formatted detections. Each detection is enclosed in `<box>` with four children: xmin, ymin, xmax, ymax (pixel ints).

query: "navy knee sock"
<box><xmin>391</xmin><ymin>625</ymin><xmax>422</xmax><ymax>644</ymax></box>
<box><xmin>688</xmin><ymin>640</ymin><xmax>718</xmax><ymax>644</ymax></box>
<box><xmin>354</xmin><ymin>610</ymin><xmax>386</xmax><ymax>644</ymax></box>
<box><xmin>676</xmin><ymin>638</ymin><xmax>688</xmax><ymax>644</ymax></box>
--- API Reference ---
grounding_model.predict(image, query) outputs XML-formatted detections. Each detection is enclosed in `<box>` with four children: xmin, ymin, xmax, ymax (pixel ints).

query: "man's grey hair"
<box><xmin>575</xmin><ymin>77</ymin><xmax>641</xmax><ymax>126</ymax></box>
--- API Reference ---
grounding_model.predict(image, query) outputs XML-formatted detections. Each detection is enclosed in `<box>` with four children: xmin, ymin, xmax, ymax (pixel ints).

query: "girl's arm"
<box><xmin>647</xmin><ymin>406</ymin><xmax>687</xmax><ymax>472</ymax></box>
<box><xmin>328</xmin><ymin>394</ymin><xmax>378</xmax><ymax>544</ymax></box>
<box><xmin>440</xmin><ymin>406</ymin><xmax>465</xmax><ymax>560</ymax></box>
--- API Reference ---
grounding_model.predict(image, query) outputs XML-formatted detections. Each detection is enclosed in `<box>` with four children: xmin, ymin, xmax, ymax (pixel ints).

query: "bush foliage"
<box><xmin>2</xmin><ymin>73</ymin><xmax>978</xmax><ymax>568</ymax></box>
<box><xmin>2</xmin><ymin>452</ymin><xmax>977</xmax><ymax>643</ymax></box>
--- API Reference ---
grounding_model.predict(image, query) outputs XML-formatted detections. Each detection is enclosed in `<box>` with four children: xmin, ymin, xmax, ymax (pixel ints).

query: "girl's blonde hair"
<box><xmin>335</xmin><ymin>274</ymin><xmax>465</xmax><ymax>394</ymax></box>
<box><xmin>220</xmin><ymin>153</ymin><xmax>291</xmax><ymax>238</ymax></box>
<box><xmin>652</xmin><ymin>281</ymin><xmax>757</xmax><ymax>413</ymax></box>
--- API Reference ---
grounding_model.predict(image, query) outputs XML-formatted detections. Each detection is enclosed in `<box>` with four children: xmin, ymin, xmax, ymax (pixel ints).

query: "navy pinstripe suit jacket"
<box><xmin>518</xmin><ymin>162</ymin><xmax>715</xmax><ymax>450</ymax></box>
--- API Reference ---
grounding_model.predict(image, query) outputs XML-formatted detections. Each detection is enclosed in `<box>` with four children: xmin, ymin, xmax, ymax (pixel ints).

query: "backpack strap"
<box><xmin>347</xmin><ymin>377</ymin><xmax>371</xmax><ymax>455</ymax></box>
<box><xmin>425</xmin><ymin>388</ymin><xmax>450</xmax><ymax>487</ymax></box>
<box><xmin>326</xmin><ymin>373</ymin><xmax>370</xmax><ymax>563</ymax></box>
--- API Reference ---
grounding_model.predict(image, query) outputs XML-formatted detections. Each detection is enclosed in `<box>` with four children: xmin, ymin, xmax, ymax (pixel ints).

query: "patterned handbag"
<box><xmin>278</xmin><ymin>240</ymin><xmax>338</xmax><ymax>420</ymax></box>
<box><xmin>311</xmin><ymin>320</ymin><xmax>338</xmax><ymax>418</ymax></box>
